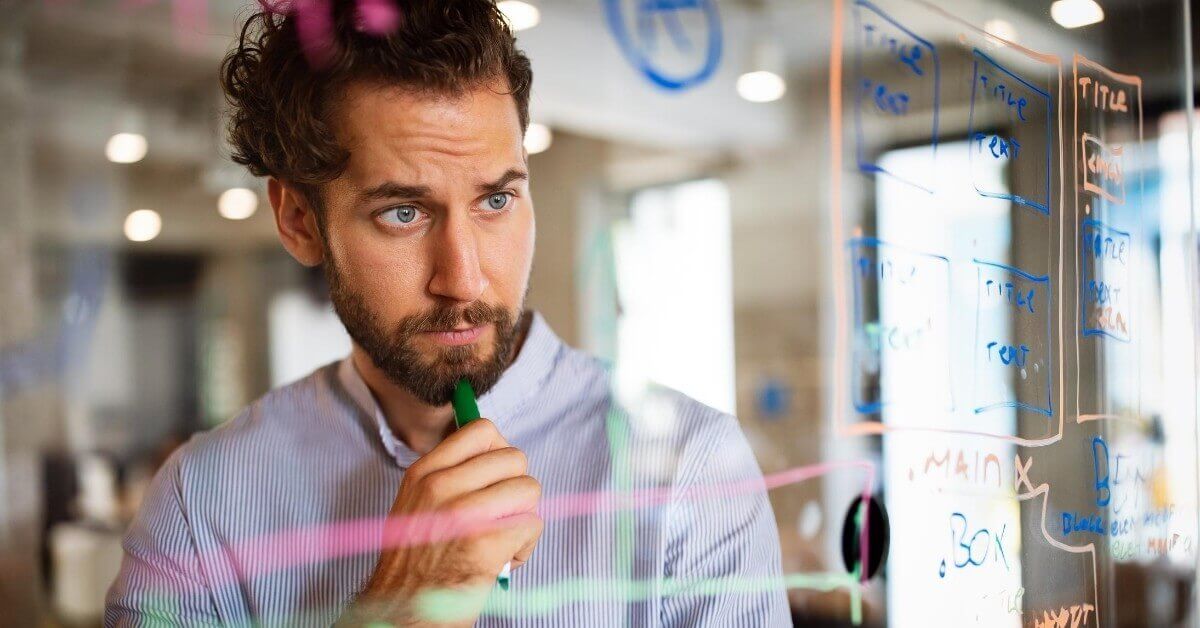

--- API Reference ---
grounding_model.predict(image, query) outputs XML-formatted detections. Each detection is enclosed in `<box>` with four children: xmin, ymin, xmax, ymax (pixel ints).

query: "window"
<box><xmin>613</xmin><ymin>178</ymin><xmax>737</xmax><ymax>415</ymax></box>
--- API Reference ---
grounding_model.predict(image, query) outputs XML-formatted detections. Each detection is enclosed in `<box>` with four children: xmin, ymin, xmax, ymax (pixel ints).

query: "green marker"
<box><xmin>452</xmin><ymin>378</ymin><xmax>482</xmax><ymax>428</ymax></box>
<box><xmin>451</xmin><ymin>378</ymin><xmax>512</xmax><ymax>591</ymax></box>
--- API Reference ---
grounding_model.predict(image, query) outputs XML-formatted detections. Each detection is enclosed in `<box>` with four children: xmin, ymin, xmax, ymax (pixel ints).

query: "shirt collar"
<box><xmin>336</xmin><ymin>311</ymin><xmax>563</xmax><ymax>467</ymax></box>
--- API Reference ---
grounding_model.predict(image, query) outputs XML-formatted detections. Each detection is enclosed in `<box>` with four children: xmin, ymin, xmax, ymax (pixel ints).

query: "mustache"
<box><xmin>398</xmin><ymin>301</ymin><xmax>512</xmax><ymax>336</ymax></box>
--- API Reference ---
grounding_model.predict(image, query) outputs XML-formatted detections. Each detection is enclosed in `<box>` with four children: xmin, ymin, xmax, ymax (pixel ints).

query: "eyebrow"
<box><xmin>357</xmin><ymin>168</ymin><xmax>529</xmax><ymax>205</ymax></box>
<box><xmin>476</xmin><ymin>168</ymin><xmax>528</xmax><ymax>194</ymax></box>
<box><xmin>357</xmin><ymin>181</ymin><xmax>432</xmax><ymax>203</ymax></box>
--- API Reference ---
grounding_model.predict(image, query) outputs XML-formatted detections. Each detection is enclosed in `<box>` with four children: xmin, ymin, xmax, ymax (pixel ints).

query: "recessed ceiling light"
<box><xmin>1051</xmin><ymin>0</ymin><xmax>1104</xmax><ymax>29</ymax></box>
<box><xmin>737</xmin><ymin>70</ymin><xmax>787</xmax><ymax>103</ymax></box>
<box><xmin>984</xmin><ymin>18</ymin><xmax>1017</xmax><ymax>42</ymax></box>
<box><xmin>524</xmin><ymin>123</ymin><xmax>553</xmax><ymax>154</ymax></box>
<box><xmin>738</xmin><ymin>41</ymin><xmax>787</xmax><ymax>103</ymax></box>
<box><xmin>498</xmin><ymin>1</ymin><xmax>540</xmax><ymax>31</ymax></box>
<box><xmin>218</xmin><ymin>187</ymin><xmax>259</xmax><ymax>220</ymax></box>
<box><xmin>124</xmin><ymin>209</ymin><xmax>161</xmax><ymax>242</ymax></box>
<box><xmin>105</xmin><ymin>132</ymin><xmax>147</xmax><ymax>164</ymax></box>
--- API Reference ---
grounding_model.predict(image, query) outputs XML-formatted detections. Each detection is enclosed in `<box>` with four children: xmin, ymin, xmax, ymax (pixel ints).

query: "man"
<box><xmin>105</xmin><ymin>1</ymin><xmax>788</xmax><ymax>625</ymax></box>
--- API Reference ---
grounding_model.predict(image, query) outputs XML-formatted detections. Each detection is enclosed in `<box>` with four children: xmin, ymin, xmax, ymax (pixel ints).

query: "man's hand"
<box><xmin>339</xmin><ymin>419</ymin><xmax>542</xmax><ymax>626</ymax></box>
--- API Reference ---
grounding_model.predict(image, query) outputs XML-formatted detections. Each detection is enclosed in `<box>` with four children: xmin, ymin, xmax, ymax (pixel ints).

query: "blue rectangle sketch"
<box><xmin>966</xmin><ymin>49</ymin><xmax>1053</xmax><ymax>215</ymax></box>
<box><xmin>1080</xmin><ymin>218</ymin><xmax>1131</xmax><ymax>342</ymax></box>
<box><xmin>972</xmin><ymin>259</ymin><xmax>1053</xmax><ymax>417</ymax></box>
<box><xmin>852</xmin><ymin>0</ymin><xmax>939</xmax><ymax>193</ymax></box>
<box><xmin>849</xmin><ymin>237</ymin><xmax>952</xmax><ymax>414</ymax></box>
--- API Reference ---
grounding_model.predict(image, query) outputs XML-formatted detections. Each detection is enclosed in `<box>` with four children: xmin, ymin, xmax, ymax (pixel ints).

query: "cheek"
<box><xmin>517</xmin><ymin>210</ymin><xmax>535</xmax><ymax>275</ymax></box>
<box><xmin>329</xmin><ymin>230</ymin><xmax>428</xmax><ymax>317</ymax></box>
<box><xmin>484</xmin><ymin>209</ymin><xmax>535</xmax><ymax>302</ymax></box>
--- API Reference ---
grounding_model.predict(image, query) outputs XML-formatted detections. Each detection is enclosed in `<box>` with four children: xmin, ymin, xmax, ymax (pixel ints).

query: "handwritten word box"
<box><xmin>938</xmin><ymin>511</ymin><xmax>1013</xmax><ymax>579</ymax></box>
<box><xmin>1081</xmin><ymin>133</ymin><xmax>1125</xmax><ymax>205</ymax></box>
<box><xmin>972</xmin><ymin>260</ymin><xmax>1053</xmax><ymax>417</ymax></box>
<box><xmin>1080</xmin><ymin>219</ymin><xmax>1131</xmax><ymax>342</ymax></box>
<box><xmin>967</xmin><ymin>50</ymin><xmax>1053</xmax><ymax>215</ymax></box>
<box><xmin>849</xmin><ymin>238</ymin><xmax>951</xmax><ymax>414</ymax></box>
<box><xmin>852</xmin><ymin>0</ymin><xmax>939</xmax><ymax>192</ymax></box>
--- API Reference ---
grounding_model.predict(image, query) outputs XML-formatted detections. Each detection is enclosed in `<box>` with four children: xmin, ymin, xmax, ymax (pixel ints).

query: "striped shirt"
<box><xmin>105</xmin><ymin>312</ymin><xmax>789</xmax><ymax>626</ymax></box>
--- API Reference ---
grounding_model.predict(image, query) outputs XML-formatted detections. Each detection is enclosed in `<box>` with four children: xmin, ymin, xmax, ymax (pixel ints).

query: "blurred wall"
<box><xmin>527</xmin><ymin>132</ymin><xmax>609</xmax><ymax>348</ymax></box>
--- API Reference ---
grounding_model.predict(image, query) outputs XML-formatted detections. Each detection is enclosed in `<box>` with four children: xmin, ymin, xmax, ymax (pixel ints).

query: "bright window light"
<box><xmin>614</xmin><ymin>179</ymin><xmax>736</xmax><ymax>415</ymax></box>
<box><xmin>218</xmin><ymin>187</ymin><xmax>258</xmax><ymax>220</ymax></box>
<box><xmin>498</xmin><ymin>1</ymin><xmax>540</xmax><ymax>31</ymax></box>
<box><xmin>736</xmin><ymin>70</ymin><xmax>786</xmax><ymax>103</ymax></box>
<box><xmin>1051</xmin><ymin>0</ymin><xmax>1104</xmax><ymax>29</ymax></box>
<box><xmin>875</xmin><ymin>142</ymin><xmax>1021</xmax><ymax>624</ymax></box>
<box><xmin>105</xmin><ymin>132</ymin><xmax>147</xmax><ymax>164</ymax></box>
<box><xmin>123</xmin><ymin>209</ymin><xmax>161</xmax><ymax>242</ymax></box>
<box><xmin>524</xmin><ymin>123</ymin><xmax>553</xmax><ymax>155</ymax></box>
<box><xmin>1153</xmin><ymin>113</ymin><xmax>1199</xmax><ymax>562</ymax></box>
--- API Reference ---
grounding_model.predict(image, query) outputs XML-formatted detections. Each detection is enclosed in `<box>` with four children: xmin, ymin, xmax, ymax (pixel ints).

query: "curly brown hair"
<box><xmin>219</xmin><ymin>0</ymin><xmax>533</xmax><ymax>213</ymax></box>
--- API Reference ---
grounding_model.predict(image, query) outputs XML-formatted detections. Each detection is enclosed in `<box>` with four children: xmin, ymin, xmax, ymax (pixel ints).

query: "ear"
<box><xmin>268</xmin><ymin>178</ymin><xmax>325</xmax><ymax>267</ymax></box>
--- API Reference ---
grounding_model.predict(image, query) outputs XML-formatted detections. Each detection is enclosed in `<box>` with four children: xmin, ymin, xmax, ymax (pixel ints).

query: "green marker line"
<box><xmin>408</xmin><ymin>571</ymin><xmax>862</xmax><ymax>622</ymax></box>
<box><xmin>605</xmin><ymin>405</ymin><xmax>635</xmax><ymax>627</ymax></box>
<box><xmin>452</xmin><ymin>378</ymin><xmax>511</xmax><ymax>591</ymax></box>
<box><xmin>243</xmin><ymin>570</ymin><xmax>864</xmax><ymax>626</ymax></box>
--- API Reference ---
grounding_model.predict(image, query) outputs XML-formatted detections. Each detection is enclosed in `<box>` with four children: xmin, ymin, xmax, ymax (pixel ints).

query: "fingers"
<box><xmin>406</xmin><ymin>419</ymin><xmax>509</xmax><ymax>481</ymax></box>
<box><xmin>383</xmin><ymin>422</ymin><xmax>545</xmax><ymax>585</ymax></box>
<box><xmin>507</xmin><ymin>514</ymin><xmax>544</xmax><ymax>569</ymax></box>
<box><xmin>422</xmin><ymin>447</ymin><xmax>528</xmax><ymax>500</ymax></box>
<box><xmin>473</xmin><ymin>511</ymin><xmax>544</xmax><ymax>574</ymax></box>
<box><xmin>409</xmin><ymin>476</ymin><xmax>542</xmax><ymax>565</ymax></box>
<box><xmin>449</xmin><ymin>474</ymin><xmax>541</xmax><ymax>522</ymax></box>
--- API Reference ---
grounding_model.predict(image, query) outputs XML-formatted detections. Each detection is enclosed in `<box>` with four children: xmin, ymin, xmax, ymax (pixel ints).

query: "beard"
<box><xmin>324</xmin><ymin>258</ymin><xmax>523</xmax><ymax>406</ymax></box>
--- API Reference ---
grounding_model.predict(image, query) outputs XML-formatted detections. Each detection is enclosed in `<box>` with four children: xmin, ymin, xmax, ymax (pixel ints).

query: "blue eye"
<box><xmin>382</xmin><ymin>206</ymin><xmax>420</xmax><ymax>224</ymax></box>
<box><xmin>483</xmin><ymin>192</ymin><xmax>512</xmax><ymax>211</ymax></box>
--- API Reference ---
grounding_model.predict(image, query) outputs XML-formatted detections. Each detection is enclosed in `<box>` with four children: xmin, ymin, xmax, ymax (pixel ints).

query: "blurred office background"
<box><xmin>0</xmin><ymin>0</ymin><xmax>1197</xmax><ymax>625</ymax></box>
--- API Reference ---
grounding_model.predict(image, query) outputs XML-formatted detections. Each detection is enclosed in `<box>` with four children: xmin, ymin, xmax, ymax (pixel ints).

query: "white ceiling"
<box><xmin>8</xmin><ymin>0</ymin><xmax>1156</xmax><ymax>252</ymax></box>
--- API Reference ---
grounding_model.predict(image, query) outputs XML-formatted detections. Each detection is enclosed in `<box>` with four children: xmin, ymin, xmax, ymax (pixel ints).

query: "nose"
<box><xmin>427</xmin><ymin>215</ymin><xmax>488</xmax><ymax>303</ymax></box>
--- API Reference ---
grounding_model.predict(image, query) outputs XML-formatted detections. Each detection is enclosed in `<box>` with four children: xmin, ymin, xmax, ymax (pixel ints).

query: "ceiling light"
<box><xmin>218</xmin><ymin>187</ymin><xmax>258</xmax><ymax>220</ymax></box>
<box><xmin>105</xmin><ymin>132</ymin><xmax>147</xmax><ymax>164</ymax></box>
<box><xmin>524</xmin><ymin>123</ymin><xmax>553</xmax><ymax>154</ymax></box>
<box><xmin>737</xmin><ymin>71</ymin><xmax>786</xmax><ymax>103</ymax></box>
<box><xmin>737</xmin><ymin>41</ymin><xmax>787</xmax><ymax>103</ymax></box>
<box><xmin>983</xmin><ymin>18</ymin><xmax>1017</xmax><ymax>42</ymax></box>
<box><xmin>124</xmin><ymin>209</ymin><xmax>161</xmax><ymax>242</ymax></box>
<box><xmin>498</xmin><ymin>1</ymin><xmax>540</xmax><ymax>31</ymax></box>
<box><xmin>1051</xmin><ymin>0</ymin><xmax>1104</xmax><ymax>29</ymax></box>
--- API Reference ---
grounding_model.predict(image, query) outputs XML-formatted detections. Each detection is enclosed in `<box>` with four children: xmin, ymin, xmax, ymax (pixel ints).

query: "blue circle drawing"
<box><xmin>602</xmin><ymin>0</ymin><xmax>723</xmax><ymax>91</ymax></box>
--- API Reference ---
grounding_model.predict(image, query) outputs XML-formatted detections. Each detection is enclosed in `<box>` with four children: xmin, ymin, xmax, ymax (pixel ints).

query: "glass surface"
<box><xmin>0</xmin><ymin>0</ymin><xmax>1196</xmax><ymax>625</ymax></box>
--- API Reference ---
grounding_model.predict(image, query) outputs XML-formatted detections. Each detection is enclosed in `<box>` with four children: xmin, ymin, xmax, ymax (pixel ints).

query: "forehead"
<box><xmin>331</xmin><ymin>80</ymin><xmax>524</xmax><ymax>186</ymax></box>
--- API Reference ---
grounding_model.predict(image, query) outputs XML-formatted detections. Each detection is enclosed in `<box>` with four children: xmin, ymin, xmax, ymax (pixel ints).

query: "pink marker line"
<box><xmin>132</xmin><ymin>460</ymin><xmax>875</xmax><ymax>596</ymax></box>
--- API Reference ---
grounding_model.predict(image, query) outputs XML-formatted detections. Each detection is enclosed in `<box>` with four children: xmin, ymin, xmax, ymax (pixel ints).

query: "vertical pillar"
<box><xmin>0</xmin><ymin>1</ymin><xmax>49</xmax><ymax>622</ymax></box>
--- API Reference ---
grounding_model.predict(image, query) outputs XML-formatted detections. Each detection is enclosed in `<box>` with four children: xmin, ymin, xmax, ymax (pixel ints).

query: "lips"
<box><xmin>423</xmin><ymin>325</ymin><xmax>486</xmax><ymax>346</ymax></box>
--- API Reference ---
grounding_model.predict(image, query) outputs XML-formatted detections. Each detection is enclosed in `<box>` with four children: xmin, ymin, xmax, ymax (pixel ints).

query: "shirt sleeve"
<box><xmin>659</xmin><ymin>414</ymin><xmax>791</xmax><ymax>627</ymax></box>
<box><xmin>105</xmin><ymin>452</ymin><xmax>222</xmax><ymax>627</ymax></box>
